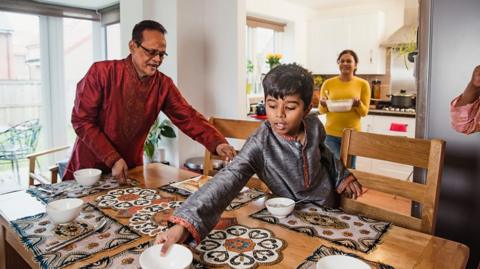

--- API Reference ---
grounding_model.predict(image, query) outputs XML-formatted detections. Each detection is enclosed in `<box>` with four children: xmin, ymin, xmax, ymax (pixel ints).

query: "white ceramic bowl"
<box><xmin>74</xmin><ymin>168</ymin><xmax>102</xmax><ymax>186</ymax></box>
<box><xmin>326</xmin><ymin>99</ymin><xmax>353</xmax><ymax>112</ymax></box>
<box><xmin>140</xmin><ymin>244</ymin><xmax>193</xmax><ymax>269</ymax></box>
<box><xmin>46</xmin><ymin>198</ymin><xmax>84</xmax><ymax>224</ymax></box>
<box><xmin>265</xmin><ymin>197</ymin><xmax>295</xmax><ymax>218</ymax></box>
<box><xmin>316</xmin><ymin>255</ymin><xmax>370</xmax><ymax>269</ymax></box>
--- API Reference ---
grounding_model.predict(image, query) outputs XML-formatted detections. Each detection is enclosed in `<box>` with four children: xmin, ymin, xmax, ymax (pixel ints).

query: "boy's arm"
<box><xmin>167</xmin><ymin>136</ymin><xmax>262</xmax><ymax>243</ymax></box>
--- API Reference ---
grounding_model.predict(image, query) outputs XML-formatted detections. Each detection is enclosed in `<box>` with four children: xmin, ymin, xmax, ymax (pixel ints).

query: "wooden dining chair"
<box><xmin>203</xmin><ymin>117</ymin><xmax>262</xmax><ymax>176</ymax></box>
<box><xmin>339</xmin><ymin>129</ymin><xmax>445</xmax><ymax>234</ymax></box>
<box><xmin>27</xmin><ymin>145</ymin><xmax>70</xmax><ymax>185</ymax></box>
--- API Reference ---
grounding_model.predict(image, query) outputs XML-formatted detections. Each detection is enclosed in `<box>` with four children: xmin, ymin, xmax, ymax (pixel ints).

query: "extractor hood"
<box><xmin>381</xmin><ymin>24</ymin><xmax>417</xmax><ymax>47</ymax></box>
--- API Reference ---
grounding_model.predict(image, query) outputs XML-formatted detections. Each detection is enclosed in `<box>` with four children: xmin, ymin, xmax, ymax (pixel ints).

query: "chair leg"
<box><xmin>14</xmin><ymin>159</ymin><xmax>20</xmax><ymax>185</ymax></box>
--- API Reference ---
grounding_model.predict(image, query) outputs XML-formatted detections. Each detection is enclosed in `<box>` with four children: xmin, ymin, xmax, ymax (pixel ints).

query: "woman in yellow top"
<box><xmin>319</xmin><ymin>49</ymin><xmax>371</xmax><ymax>168</ymax></box>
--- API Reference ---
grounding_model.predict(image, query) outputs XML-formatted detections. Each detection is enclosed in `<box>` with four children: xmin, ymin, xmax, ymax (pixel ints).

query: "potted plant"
<box><xmin>266</xmin><ymin>53</ymin><xmax>282</xmax><ymax>70</ymax></box>
<box><xmin>144</xmin><ymin>118</ymin><xmax>176</xmax><ymax>163</ymax></box>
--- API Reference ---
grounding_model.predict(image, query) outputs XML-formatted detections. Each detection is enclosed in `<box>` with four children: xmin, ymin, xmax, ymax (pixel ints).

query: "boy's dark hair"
<box><xmin>132</xmin><ymin>20</ymin><xmax>167</xmax><ymax>44</ymax></box>
<box><xmin>262</xmin><ymin>63</ymin><xmax>314</xmax><ymax>109</ymax></box>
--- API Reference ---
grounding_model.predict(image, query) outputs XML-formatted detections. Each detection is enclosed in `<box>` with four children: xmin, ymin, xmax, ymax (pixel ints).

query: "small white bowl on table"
<box><xmin>74</xmin><ymin>168</ymin><xmax>101</xmax><ymax>186</ymax></box>
<box><xmin>265</xmin><ymin>197</ymin><xmax>295</xmax><ymax>218</ymax></box>
<box><xmin>316</xmin><ymin>255</ymin><xmax>370</xmax><ymax>269</ymax></box>
<box><xmin>326</xmin><ymin>99</ymin><xmax>354</xmax><ymax>112</ymax></box>
<box><xmin>140</xmin><ymin>243</ymin><xmax>193</xmax><ymax>269</ymax></box>
<box><xmin>46</xmin><ymin>198</ymin><xmax>84</xmax><ymax>224</ymax></box>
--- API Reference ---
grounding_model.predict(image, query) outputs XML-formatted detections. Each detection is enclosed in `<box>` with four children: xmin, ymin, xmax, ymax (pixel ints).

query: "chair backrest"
<box><xmin>0</xmin><ymin>119</ymin><xmax>41</xmax><ymax>158</ymax></box>
<box><xmin>339</xmin><ymin>129</ymin><xmax>445</xmax><ymax>234</ymax></box>
<box><xmin>203</xmin><ymin>117</ymin><xmax>262</xmax><ymax>176</ymax></box>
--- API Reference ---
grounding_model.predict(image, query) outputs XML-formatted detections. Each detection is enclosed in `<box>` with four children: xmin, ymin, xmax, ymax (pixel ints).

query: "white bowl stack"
<box><xmin>265</xmin><ymin>197</ymin><xmax>295</xmax><ymax>218</ymax></box>
<box><xmin>46</xmin><ymin>198</ymin><xmax>84</xmax><ymax>224</ymax></box>
<box><xmin>74</xmin><ymin>168</ymin><xmax>102</xmax><ymax>186</ymax></box>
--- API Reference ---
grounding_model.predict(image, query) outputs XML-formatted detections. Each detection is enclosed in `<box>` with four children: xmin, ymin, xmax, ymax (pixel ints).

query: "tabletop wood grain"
<box><xmin>0</xmin><ymin>163</ymin><xmax>470</xmax><ymax>269</ymax></box>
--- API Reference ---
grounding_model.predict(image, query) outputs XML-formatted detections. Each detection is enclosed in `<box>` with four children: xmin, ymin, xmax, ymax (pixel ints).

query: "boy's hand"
<box><xmin>155</xmin><ymin>224</ymin><xmax>190</xmax><ymax>255</ymax></box>
<box><xmin>336</xmin><ymin>174</ymin><xmax>363</xmax><ymax>199</ymax></box>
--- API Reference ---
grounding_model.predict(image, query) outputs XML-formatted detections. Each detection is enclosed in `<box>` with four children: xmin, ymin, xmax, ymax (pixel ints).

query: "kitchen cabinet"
<box><xmin>307</xmin><ymin>11</ymin><xmax>386</xmax><ymax>74</ymax></box>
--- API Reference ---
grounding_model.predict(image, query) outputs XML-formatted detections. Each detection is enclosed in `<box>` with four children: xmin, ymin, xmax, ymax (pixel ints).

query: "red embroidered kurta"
<box><xmin>64</xmin><ymin>55</ymin><xmax>226</xmax><ymax>180</ymax></box>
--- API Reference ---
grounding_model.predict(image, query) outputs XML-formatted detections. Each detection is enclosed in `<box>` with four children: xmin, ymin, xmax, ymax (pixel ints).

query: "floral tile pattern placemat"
<box><xmin>296</xmin><ymin>245</ymin><xmax>394</xmax><ymax>269</ymax></box>
<box><xmin>10</xmin><ymin>203</ymin><xmax>140</xmax><ymax>269</ymax></box>
<box><xmin>95</xmin><ymin>187</ymin><xmax>161</xmax><ymax>210</ymax></box>
<box><xmin>195</xmin><ymin>224</ymin><xmax>286</xmax><ymax>269</ymax></box>
<box><xmin>129</xmin><ymin>201</ymin><xmax>183</xmax><ymax>236</ymax></box>
<box><xmin>250</xmin><ymin>203</ymin><xmax>390</xmax><ymax>253</ymax></box>
<box><xmin>80</xmin><ymin>241</ymin><xmax>209</xmax><ymax>269</ymax></box>
<box><xmin>160</xmin><ymin>177</ymin><xmax>264</xmax><ymax>211</ymax></box>
<box><xmin>27</xmin><ymin>177</ymin><xmax>138</xmax><ymax>204</ymax></box>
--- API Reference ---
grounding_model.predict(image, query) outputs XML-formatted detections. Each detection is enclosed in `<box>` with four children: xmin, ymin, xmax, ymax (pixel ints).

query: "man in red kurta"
<box><xmin>64</xmin><ymin>20</ymin><xmax>235</xmax><ymax>183</ymax></box>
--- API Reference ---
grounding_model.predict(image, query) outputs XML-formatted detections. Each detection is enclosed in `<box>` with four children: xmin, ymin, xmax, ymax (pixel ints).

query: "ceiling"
<box><xmin>34</xmin><ymin>0</ymin><xmax>118</xmax><ymax>10</ymax></box>
<box><xmin>282</xmin><ymin>0</ymin><xmax>380</xmax><ymax>9</ymax></box>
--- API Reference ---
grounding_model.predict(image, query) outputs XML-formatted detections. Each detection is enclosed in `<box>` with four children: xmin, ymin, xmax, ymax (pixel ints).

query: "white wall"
<box><xmin>119</xmin><ymin>0</ymin><xmax>246</xmax><ymax>167</ymax></box>
<box><xmin>246</xmin><ymin>0</ymin><xmax>314</xmax><ymax>66</ymax></box>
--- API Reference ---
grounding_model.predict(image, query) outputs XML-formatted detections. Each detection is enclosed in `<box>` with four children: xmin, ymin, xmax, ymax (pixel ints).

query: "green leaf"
<box><xmin>160</xmin><ymin>125</ymin><xmax>176</xmax><ymax>138</ymax></box>
<box><xmin>144</xmin><ymin>142</ymin><xmax>154</xmax><ymax>159</ymax></box>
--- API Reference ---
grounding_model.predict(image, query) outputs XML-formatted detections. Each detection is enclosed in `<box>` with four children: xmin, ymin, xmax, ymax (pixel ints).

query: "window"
<box><xmin>106</xmin><ymin>23</ymin><xmax>121</xmax><ymax>60</ymax></box>
<box><xmin>245</xmin><ymin>17</ymin><xmax>285</xmax><ymax>100</ymax></box>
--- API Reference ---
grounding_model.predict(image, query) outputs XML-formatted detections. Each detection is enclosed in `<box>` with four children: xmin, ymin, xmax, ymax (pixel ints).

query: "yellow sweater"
<box><xmin>318</xmin><ymin>76</ymin><xmax>371</xmax><ymax>137</ymax></box>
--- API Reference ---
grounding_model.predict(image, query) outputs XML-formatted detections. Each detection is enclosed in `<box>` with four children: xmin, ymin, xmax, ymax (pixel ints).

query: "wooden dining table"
<box><xmin>0</xmin><ymin>163</ymin><xmax>470</xmax><ymax>269</ymax></box>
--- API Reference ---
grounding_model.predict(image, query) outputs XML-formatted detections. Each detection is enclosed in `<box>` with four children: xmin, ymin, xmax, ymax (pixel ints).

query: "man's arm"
<box><xmin>450</xmin><ymin>65</ymin><xmax>480</xmax><ymax>134</ymax></box>
<box><xmin>71</xmin><ymin>64</ymin><xmax>122</xmax><ymax>168</ymax></box>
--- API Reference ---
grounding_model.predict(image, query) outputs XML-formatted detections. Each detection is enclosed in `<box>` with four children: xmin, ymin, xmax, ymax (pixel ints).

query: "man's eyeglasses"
<box><xmin>136</xmin><ymin>42</ymin><xmax>168</xmax><ymax>58</ymax></box>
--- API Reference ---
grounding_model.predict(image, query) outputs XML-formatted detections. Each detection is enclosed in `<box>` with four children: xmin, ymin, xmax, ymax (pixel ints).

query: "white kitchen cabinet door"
<box><xmin>307</xmin><ymin>12</ymin><xmax>386</xmax><ymax>74</ymax></box>
<box><xmin>369</xmin><ymin>115</ymin><xmax>415</xmax><ymax>138</ymax></box>
<box><xmin>348</xmin><ymin>12</ymin><xmax>386</xmax><ymax>74</ymax></box>
<box><xmin>307</xmin><ymin>17</ymin><xmax>348</xmax><ymax>74</ymax></box>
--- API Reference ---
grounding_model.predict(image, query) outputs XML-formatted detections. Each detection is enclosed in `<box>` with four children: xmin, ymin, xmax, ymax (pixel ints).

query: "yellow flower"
<box><xmin>266</xmin><ymin>53</ymin><xmax>282</xmax><ymax>68</ymax></box>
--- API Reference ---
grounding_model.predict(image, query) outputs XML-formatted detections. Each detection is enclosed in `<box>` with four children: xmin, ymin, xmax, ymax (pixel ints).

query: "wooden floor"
<box><xmin>357</xmin><ymin>188</ymin><xmax>412</xmax><ymax>216</ymax></box>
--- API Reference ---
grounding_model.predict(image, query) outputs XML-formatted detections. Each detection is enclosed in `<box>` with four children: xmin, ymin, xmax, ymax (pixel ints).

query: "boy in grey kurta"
<box><xmin>156</xmin><ymin>64</ymin><xmax>363</xmax><ymax>250</ymax></box>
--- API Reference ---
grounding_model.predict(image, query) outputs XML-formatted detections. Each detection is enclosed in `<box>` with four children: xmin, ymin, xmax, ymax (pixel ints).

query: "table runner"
<box><xmin>250</xmin><ymin>203</ymin><xmax>390</xmax><ymax>253</ymax></box>
<box><xmin>296</xmin><ymin>245</ymin><xmax>394</xmax><ymax>269</ymax></box>
<box><xmin>160</xmin><ymin>177</ymin><xmax>264</xmax><ymax>211</ymax></box>
<box><xmin>195</xmin><ymin>224</ymin><xmax>286</xmax><ymax>269</ymax></box>
<box><xmin>26</xmin><ymin>177</ymin><xmax>137</xmax><ymax>204</ymax></box>
<box><xmin>10</xmin><ymin>203</ymin><xmax>140</xmax><ymax>269</ymax></box>
<box><xmin>129</xmin><ymin>201</ymin><xmax>183</xmax><ymax>236</ymax></box>
<box><xmin>80</xmin><ymin>241</ymin><xmax>209</xmax><ymax>269</ymax></box>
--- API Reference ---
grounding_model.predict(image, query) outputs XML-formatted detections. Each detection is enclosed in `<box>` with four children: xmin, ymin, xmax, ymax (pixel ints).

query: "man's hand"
<box><xmin>215</xmin><ymin>143</ymin><xmax>236</xmax><ymax>161</ymax></box>
<box><xmin>155</xmin><ymin>224</ymin><xmax>190</xmax><ymax>255</ymax></box>
<box><xmin>336</xmin><ymin>175</ymin><xmax>363</xmax><ymax>200</ymax></box>
<box><xmin>456</xmin><ymin>65</ymin><xmax>480</xmax><ymax>106</ymax></box>
<box><xmin>112</xmin><ymin>158</ymin><xmax>128</xmax><ymax>185</ymax></box>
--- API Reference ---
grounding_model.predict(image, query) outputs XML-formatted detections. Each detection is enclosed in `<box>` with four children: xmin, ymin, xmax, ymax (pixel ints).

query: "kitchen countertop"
<box><xmin>310</xmin><ymin>108</ymin><xmax>416</xmax><ymax>118</ymax></box>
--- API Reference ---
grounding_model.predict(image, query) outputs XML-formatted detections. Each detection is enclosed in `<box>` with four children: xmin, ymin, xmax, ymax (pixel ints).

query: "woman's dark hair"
<box><xmin>132</xmin><ymin>20</ymin><xmax>167</xmax><ymax>44</ymax></box>
<box><xmin>262</xmin><ymin>63</ymin><xmax>314</xmax><ymax>109</ymax></box>
<box><xmin>337</xmin><ymin>49</ymin><xmax>359</xmax><ymax>64</ymax></box>
<box><xmin>337</xmin><ymin>49</ymin><xmax>359</xmax><ymax>74</ymax></box>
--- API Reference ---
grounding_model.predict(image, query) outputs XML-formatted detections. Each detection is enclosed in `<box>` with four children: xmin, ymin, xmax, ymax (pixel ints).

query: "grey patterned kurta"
<box><xmin>169</xmin><ymin>114</ymin><xmax>352</xmax><ymax>243</ymax></box>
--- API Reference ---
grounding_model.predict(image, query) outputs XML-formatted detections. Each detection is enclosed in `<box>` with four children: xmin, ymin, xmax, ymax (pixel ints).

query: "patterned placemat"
<box><xmin>160</xmin><ymin>178</ymin><xmax>264</xmax><ymax>211</ymax></box>
<box><xmin>250</xmin><ymin>203</ymin><xmax>390</xmax><ymax>253</ymax></box>
<box><xmin>80</xmin><ymin>241</ymin><xmax>209</xmax><ymax>269</ymax></box>
<box><xmin>296</xmin><ymin>245</ymin><xmax>394</xmax><ymax>269</ymax></box>
<box><xmin>27</xmin><ymin>177</ymin><xmax>138</xmax><ymax>204</ymax></box>
<box><xmin>195</xmin><ymin>224</ymin><xmax>286</xmax><ymax>269</ymax></box>
<box><xmin>95</xmin><ymin>187</ymin><xmax>161</xmax><ymax>210</ymax></box>
<box><xmin>129</xmin><ymin>201</ymin><xmax>183</xmax><ymax>236</ymax></box>
<box><xmin>10</xmin><ymin>203</ymin><xmax>141</xmax><ymax>269</ymax></box>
